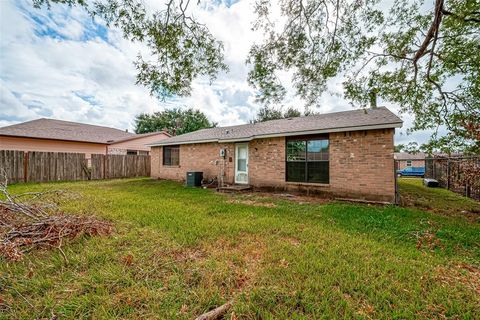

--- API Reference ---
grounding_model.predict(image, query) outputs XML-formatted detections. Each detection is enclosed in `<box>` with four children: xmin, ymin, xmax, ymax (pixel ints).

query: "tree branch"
<box><xmin>413</xmin><ymin>0</ymin><xmax>443</xmax><ymax>64</ymax></box>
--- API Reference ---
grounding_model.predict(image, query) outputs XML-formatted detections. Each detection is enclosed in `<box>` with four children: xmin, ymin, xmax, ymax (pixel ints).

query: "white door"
<box><xmin>235</xmin><ymin>143</ymin><xmax>249</xmax><ymax>184</ymax></box>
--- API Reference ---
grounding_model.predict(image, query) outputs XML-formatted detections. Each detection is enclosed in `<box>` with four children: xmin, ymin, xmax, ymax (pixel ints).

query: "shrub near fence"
<box><xmin>425</xmin><ymin>156</ymin><xmax>480</xmax><ymax>200</ymax></box>
<box><xmin>0</xmin><ymin>150</ymin><xmax>150</xmax><ymax>183</ymax></box>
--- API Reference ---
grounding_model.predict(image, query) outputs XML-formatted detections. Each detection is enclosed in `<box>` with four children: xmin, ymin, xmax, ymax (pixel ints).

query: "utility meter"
<box><xmin>219</xmin><ymin>148</ymin><xmax>226</xmax><ymax>158</ymax></box>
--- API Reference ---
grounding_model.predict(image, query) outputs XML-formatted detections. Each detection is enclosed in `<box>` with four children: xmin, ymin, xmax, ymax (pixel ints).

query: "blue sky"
<box><xmin>0</xmin><ymin>0</ymin><xmax>432</xmax><ymax>144</ymax></box>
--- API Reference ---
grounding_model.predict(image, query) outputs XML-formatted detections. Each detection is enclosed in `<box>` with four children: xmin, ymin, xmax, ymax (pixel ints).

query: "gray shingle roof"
<box><xmin>149</xmin><ymin>107</ymin><xmax>403</xmax><ymax>146</ymax></box>
<box><xmin>111</xmin><ymin>131</ymin><xmax>171</xmax><ymax>143</ymax></box>
<box><xmin>0</xmin><ymin>118</ymin><xmax>135</xmax><ymax>144</ymax></box>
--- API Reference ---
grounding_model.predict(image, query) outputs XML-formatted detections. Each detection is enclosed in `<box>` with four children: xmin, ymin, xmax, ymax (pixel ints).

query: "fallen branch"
<box><xmin>0</xmin><ymin>206</ymin><xmax>113</xmax><ymax>261</ymax></box>
<box><xmin>0</xmin><ymin>168</ymin><xmax>112</xmax><ymax>261</ymax></box>
<box><xmin>195</xmin><ymin>300</ymin><xmax>234</xmax><ymax>320</ymax></box>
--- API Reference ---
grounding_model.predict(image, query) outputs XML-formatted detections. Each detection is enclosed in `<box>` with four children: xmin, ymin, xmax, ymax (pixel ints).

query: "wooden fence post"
<box><xmin>103</xmin><ymin>154</ymin><xmax>107</xmax><ymax>179</ymax></box>
<box><xmin>446</xmin><ymin>160</ymin><xmax>451</xmax><ymax>190</ymax></box>
<box><xmin>23</xmin><ymin>151</ymin><xmax>28</xmax><ymax>183</ymax></box>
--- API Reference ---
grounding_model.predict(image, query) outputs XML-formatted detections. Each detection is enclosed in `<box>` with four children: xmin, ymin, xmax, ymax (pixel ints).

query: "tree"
<box><xmin>33</xmin><ymin>0</ymin><xmax>227</xmax><ymax>98</ymax></box>
<box><xmin>134</xmin><ymin>108</ymin><xmax>217</xmax><ymax>135</ymax></box>
<box><xmin>248</xmin><ymin>0</ymin><xmax>480</xmax><ymax>154</ymax></box>
<box><xmin>283</xmin><ymin>107</ymin><xmax>302</xmax><ymax>118</ymax></box>
<box><xmin>252</xmin><ymin>106</ymin><xmax>283</xmax><ymax>122</ymax></box>
<box><xmin>252</xmin><ymin>106</ymin><xmax>313</xmax><ymax>122</ymax></box>
<box><xmin>33</xmin><ymin>0</ymin><xmax>480</xmax><ymax>153</ymax></box>
<box><xmin>394</xmin><ymin>144</ymin><xmax>405</xmax><ymax>153</ymax></box>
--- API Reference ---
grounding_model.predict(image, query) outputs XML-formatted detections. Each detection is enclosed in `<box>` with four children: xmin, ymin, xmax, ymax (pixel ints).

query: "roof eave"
<box><xmin>0</xmin><ymin>133</ymin><xmax>109</xmax><ymax>145</ymax></box>
<box><xmin>108</xmin><ymin>131</ymin><xmax>170</xmax><ymax>144</ymax></box>
<box><xmin>147</xmin><ymin>122</ymin><xmax>403</xmax><ymax>147</ymax></box>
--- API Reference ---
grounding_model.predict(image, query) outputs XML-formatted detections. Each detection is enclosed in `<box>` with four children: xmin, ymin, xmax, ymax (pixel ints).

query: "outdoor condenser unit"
<box><xmin>186</xmin><ymin>172</ymin><xmax>203</xmax><ymax>187</ymax></box>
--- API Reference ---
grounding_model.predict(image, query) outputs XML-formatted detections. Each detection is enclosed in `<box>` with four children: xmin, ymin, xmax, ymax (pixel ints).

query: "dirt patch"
<box><xmin>170</xmin><ymin>247</ymin><xmax>206</xmax><ymax>262</ymax></box>
<box><xmin>223</xmin><ymin>191</ymin><xmax>332</xmax><ymax>206</ymax></box>
<box><xmin>284</xmin><ymin>236</ymin><xmax>301</xmax><ymax>247</ymax></box>
<box><xmin>415</xmin><ymin>230</ymin><xmax>444</xmax><ymax>251</ymax></box>
<box><xmin>147</xmin><ymin>234</ymin><xmax>267</xmax><ymax>295</ymax></box>
<box><xmin>435</xmin><ymin>263</ymin><xmax>480</xmax><ymax>298</ymax></box>
<box><xmin>227</xmin><ymin>199</ymin><xmax>277</xmax><ymax>208</ymax></box>
<box><xmin>356</xmin><ymin>299</ymin><xmax>376</xmax><ymax>319</ymax></box>
<box><xmin>201</xmin><ymin>234</ymin><xmax>267</xmax><ymax>292</ymax></box>
<box><xmin>413</xmin><ymin>220</ymin><xmax>445</xmax><ymax>252</ymax></box>
<box><xmin>272</xmin><ymin>192</ymin><xmax>332</xmax><ymax>204</ymax></box>
<box><xmin>338</xmin><ymin>288</ymin><xmax>377</xmax><ymax>319</ymax></box>
<box><xmin>149</xmin><ymin>246</ymin><xmax>207</xmax><ymax>268</ymax></box>
<box><xmin>417</xmin><ymin>263</ymin><xmax>480</xmax><ymax>318</ymax></box>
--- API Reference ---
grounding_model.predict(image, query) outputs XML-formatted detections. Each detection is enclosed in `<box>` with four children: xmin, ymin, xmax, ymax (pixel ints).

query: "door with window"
<box><xmin>235</xmin><ymin>143</ymin><xmax>249</xmax><ymax>184</ymax></box>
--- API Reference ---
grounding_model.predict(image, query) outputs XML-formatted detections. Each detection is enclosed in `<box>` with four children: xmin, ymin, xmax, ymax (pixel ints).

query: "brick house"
<box><xmin>0</xmin><ymin>118</ymin><xmax>170</xmax><ymax>158</ymax></box>
<box><xmin>394</xmin><ymin>152</ymin><xmax>426</xmax><ymax>170</ymax></box>
<box><xmin>149</xmin><ymin>107</ymin><xmax>403</xmax><ymax>202</ymax></box>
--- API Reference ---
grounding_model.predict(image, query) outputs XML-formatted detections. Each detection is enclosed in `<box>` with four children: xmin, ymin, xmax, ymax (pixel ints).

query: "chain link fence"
<box><xmin>425</xmin><ymin>156</ymin><xmax>480</xmax><ymax>200</ymax></box>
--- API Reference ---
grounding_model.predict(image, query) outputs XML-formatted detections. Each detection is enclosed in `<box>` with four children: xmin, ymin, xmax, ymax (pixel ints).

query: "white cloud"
<box><xmin>0</xmin><ymin>0</ymin><xmax>432</xmax><ymax>145</ymax></box>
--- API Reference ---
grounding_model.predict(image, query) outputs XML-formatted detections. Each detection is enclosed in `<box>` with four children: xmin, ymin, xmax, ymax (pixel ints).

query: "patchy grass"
<box><xmin>1</xmin><ymin>178</ymin><xmax>479</xmax><ymax>319</ymax></box>
<box><xmin>399</xmin><ymin>177</ymin><xmax>480</xmax><ymax>220</ymax></box>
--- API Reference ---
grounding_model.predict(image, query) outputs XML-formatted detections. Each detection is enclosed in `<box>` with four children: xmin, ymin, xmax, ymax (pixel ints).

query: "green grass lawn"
<box><xmin>398</xmin><ymin>177</ymin><xmax>480</xmax><ymax>219</ymax></box>
<box><xmin>1</xmin><ymin>178</ymin><xmax>479</xmax><ymax>319</ymax></box>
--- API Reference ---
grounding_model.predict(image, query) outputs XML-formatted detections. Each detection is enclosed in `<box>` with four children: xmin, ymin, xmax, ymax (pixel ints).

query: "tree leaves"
<box><xmin>30</xmin><ymin>0</ymin><xmax>480</xmax><ymax>153</ymax></box>
<box><xmin>33</xmin><ymin>0</ymin><xmax>228</xmax><ymax>98</ymax></box>
<box><xmin>252</xmin><ymin>106</ymin><xmax>312</xmax><ymax>122</ymax></box>
<box><xmin>248</xmin><ymin>0</ymin><xmax>480</xmax><ymax>154</ymax></box>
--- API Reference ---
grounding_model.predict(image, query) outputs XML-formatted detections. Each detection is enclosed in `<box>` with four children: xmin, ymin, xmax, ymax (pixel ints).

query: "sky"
<box><xmin>0</xmin><ymin>0</ymin><xmax>433</xmax><ymax>144</ymax></box>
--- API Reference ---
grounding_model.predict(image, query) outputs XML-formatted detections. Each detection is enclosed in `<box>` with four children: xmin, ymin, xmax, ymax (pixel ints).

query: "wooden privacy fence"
<box><xmin>0</xmin><ymin>150</ymin><xmax>151</xmax><ymax>183</ymax></box>
<box><xmin>425</xmin><ymin>156</ymin><xmax>480</xmax><ymax>200</ymax></box>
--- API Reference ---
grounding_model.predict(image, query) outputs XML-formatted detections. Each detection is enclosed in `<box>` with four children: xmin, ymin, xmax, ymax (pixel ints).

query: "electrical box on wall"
<box><xmin>219</xmin><ymin>148</ymin><xmax>226</xmax><ymax>158</ymax></box>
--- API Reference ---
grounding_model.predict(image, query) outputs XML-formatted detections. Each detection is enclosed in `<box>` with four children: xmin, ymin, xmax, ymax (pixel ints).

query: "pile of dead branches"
<box><xmin>0</xmin><ymin>170</ymin><xmax>113</xmax><ymax>261</ymax></box>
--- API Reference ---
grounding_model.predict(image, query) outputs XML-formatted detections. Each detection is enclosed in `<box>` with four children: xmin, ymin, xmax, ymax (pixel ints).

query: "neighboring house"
<box><xmin>148</xmin><ymin>107</ymin><xmax>403</xmax><ymax>203</ymax></box>
<box><xmin>0</xmin><ymin>118</ymin><xmax>170</xmax><ymax>157</ymax></box>
<box><xmin>394</xmin><ymin>152</ymin><xmax>426</xmax><ymax>170</ymax></box>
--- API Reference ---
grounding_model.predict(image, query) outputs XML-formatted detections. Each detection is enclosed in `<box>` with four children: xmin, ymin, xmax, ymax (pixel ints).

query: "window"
<box><xmin>127</xmin><ymin>150</ymin><xmax>138</xmax><ymax>155</ymax></box>
<box><xmin>406</xmin><ymin>160</ymin><xmax>412</xmax><ymax>167</ymax></box>
<box><xmin>286</xmin><ymin>136</ymin><xmax>329</xmax><ymax>184</ymax></box>
<box><xmin>163</xmin><ymin>145</ymin><xmax>180</xmax><ymax>166</ymax></box>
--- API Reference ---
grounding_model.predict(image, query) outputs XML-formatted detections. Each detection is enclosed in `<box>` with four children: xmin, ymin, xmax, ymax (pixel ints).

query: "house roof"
<box><xmin>110</xmin><ymin>131</ymin><xmax>171</xmax><ymax>144</ymax></box>
<box><xmin>149</xmin><ymin>107</ymin><xmax>403</xmax><ymax>146</ymax></box>
<box><xmin>394</xmin><ymin>152</ymin><xmax>427</xmax><ymax>160</ymax></box>
<box><xmin>0</xmin><ymin>118</ymin><xmax>168</xmax><ymax>144</ymax></box>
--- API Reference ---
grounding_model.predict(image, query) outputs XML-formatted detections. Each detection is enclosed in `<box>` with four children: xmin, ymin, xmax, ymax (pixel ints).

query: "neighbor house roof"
<box><xmin>110</xmin><ymin>131</ymin><xmax>171</xmax><ymax>144</ymax></box>
<box><xmin>0</xmin><ymin>118</ymin><xmax>168</xmax><ymax>144</ymax></box>
<box><xmin>394</xmin><ymin>152</ymin><xmax>427</xmax><ymax>160</ymax></box>
<box><xmin>149</xmin><ymin>107</ymin><xmax>403</xmax><ymax>146</ymax></box>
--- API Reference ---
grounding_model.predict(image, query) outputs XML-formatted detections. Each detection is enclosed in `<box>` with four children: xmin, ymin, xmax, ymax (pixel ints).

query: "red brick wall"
<box><xmin>151</xmin><ymin>142</ymin><xmax>235</xmax><ymax>184</ymax></box>
<box><xmin>328</xmin><ymin>129</ymin><xmax>395</xmax><ymax>202</ymax></box>
<box><xmin>249</xmin><ymin>137</ymin><xmax>285</xmax><ymax>187</ymax></box>
<box><xmin>151</xmin><ymin>128</ymin><xmax>395</xmax><ymax>202</ymax></box>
